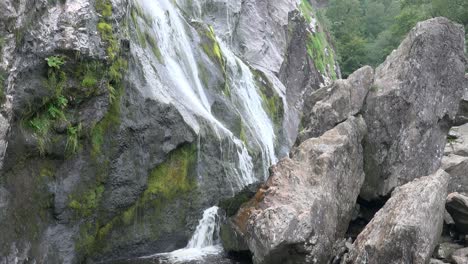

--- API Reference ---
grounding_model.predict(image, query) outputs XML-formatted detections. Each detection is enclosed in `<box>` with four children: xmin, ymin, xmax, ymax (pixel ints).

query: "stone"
<box><xmin>451</xmin><ymin>247</ymin><xmax>468</xmax><ymax>264</ymax></box>
<box><xmin>434</xmin><ymin>242</ymin><xmax>463</xmax><ymax>260</ymax></box>
<box><xmin>297</xmin><ymin>66</ymin><xmax>373</xmax><ymax>143</ymax></box>
<box><xmin>361</xmin><ymin>17</ymin><xmax>466</xmax><ymax>200</ymax></box>
<box><xmin>441</xmin><ymin>155</ymin><xmax>468</xmax><ymax>194</ymax></box>
<box><xmin>454</xmin><ymin>74</ymin><xmax>468</xmax><ymax>126</ymax></box>
<box><xmin>343</xmin><ymin>169</ymin><xmax>449</xmax><ymax>264</ymax></box>
<box><xmin>445</xmin><ymin>124</ymin><xmax>468</xmax><ymax>157</ymax></box>
<box><xmin>446</xmin><ymin>193</ymin><xmax>468</xmax><ymax>235</ymax></box>
<box><xmin>430</xmin><ymin>259</ymin><xmax>450</xmax><ymax>264</ymax></box>
<box><xmin>223</xmin><ymin>116</ymin><xmax>367</xmax><ymax>264</ymax></box>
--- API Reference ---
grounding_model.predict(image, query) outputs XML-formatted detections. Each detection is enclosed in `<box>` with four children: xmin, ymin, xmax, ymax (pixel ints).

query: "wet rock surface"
<box><xmin>343</xmin><ymin>169</ymin><xmax>449</xmax><ymax>264</ymax></box>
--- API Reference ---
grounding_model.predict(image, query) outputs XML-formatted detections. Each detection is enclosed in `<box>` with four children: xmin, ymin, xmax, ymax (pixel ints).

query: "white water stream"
<box><xmin>143</xmin><ymin>206</ymin><xmax>222</xmax><ymax>262</ymax></box>
<box><xmin>134</xmin><ymin>0</ymin><xmax>281</xmax><ymax>261</ymax></box>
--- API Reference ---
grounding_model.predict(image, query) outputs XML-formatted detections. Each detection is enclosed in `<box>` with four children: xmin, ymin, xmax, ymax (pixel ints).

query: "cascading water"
<box><xmin>136</xmin><ymin>0</ymin><xmax>279</xmax><ymax>189</ymax></box>
<box><xmin>143</xmin><ymin>206</ymin><xmax>223</xmax><ymax>263</ymax></box>
<box><xmin>133</xmin><ymin>0</ymin><xmax>283</xmax><ymax>261</ymax></box>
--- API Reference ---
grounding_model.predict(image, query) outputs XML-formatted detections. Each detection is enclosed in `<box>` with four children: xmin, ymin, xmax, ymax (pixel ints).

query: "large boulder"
<box><xmin>442</xmin><ymin>123</ymin><xmax>468</xmax><ymax>194</ymax></box>
<box><xmin>441</xmin><ymin>155</ymin><xmax>468</xmax><ymax>194</ymax></box>
<box><xmin>223</xmin><ymin>116</ymin><xmax>367</xmax><ymax>264</ymax></box>
<box><xmin>297</xmin><ymin>66</ymin><xmax>373</xmax><ymax>143</ymax></box>
<box><xmin>445</xmin><ymin>123</ymin><xmax>468</xmax><ymax>157</ymax></box>
<box><xmin>344</xmin><ymin>169</ymin><xmax>449</xmax><ymax>264</ymax></box>
<box><xmin>361</xmin><ymin>17</ymin><xmax>466</xmax><ymax>200</ymax></box>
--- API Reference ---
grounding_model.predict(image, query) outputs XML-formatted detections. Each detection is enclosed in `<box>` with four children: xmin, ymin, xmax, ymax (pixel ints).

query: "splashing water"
<box><xmin>132</xmin><ymin>0</ymin><xmax>283</xmax><ymax>261</ymax></box>
<box><xmin>143</xmin><ymin>207</ymin><xmax>223</xmax><ymax>263</ymax></box>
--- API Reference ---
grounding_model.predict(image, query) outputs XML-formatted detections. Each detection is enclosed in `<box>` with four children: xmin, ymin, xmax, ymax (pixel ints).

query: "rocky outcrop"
<box><xmin>361</xmin><ymin>17</ymin><xmax>466</xmax><ymax>200</ymax></box>
<box><xmin>223</xmin><ymin>116</ymin><xmax>366</xmax><ymax>264</ymax></box>
<box><xmin>343</xmin><ymin>169</ymin><xmax>449</xmax><ymax>264</ymax></box>
<box><xmin>297</xmin><ymin>66</ymin><xmax>373</xmax><ymax>143</ymax></box>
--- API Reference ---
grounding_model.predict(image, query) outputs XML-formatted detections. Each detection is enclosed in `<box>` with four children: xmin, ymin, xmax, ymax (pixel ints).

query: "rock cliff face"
<box><xmin>1</xmin><ymin>0</ymin><xmax>466</xmax><ymax>263</ymax></box>
<box><xmin>0</xmin><ymin>0</ymin><xmax>338</xmax><ymax>263</ymax></box>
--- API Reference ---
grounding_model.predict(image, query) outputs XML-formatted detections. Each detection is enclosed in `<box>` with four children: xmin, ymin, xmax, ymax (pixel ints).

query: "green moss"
<box><xmin>306</xmin><ymin>31</ymin><xmax>337</xmax><ymax>80</ymax></box>
<box><xmin>254</xmin><ymin>71</ymin><xmax>284</xmax><ymax>128</ymax></box>
<box><xmin>68</xmin><ymin>185</ymin><xmax>105</xmax><ymax>217</ymax></box>
<box><xmin>122</xmin><ymin>206</ymin><xmax>136</xmax><ymax>225</ymax></box>
<box><xmin>39</xmin><ymin>161</ymin><xmax>56</xmax><ymax>178</ymax></box>
<box><xmin>145</xmin><ymin>31</ymin><xmax>164</xmax><ymax>63</ymax></box>
<box><xmin>143</xmin><ymin>144</ymin><xmax>197</xmax><ymax>202</ymax></box>
<box><xmin>299</xmin><ymin>0</ymin><xmax>314</xmax><ymax>23</ymax></box>
<box><xmin>95</xmin><ymin>0</ymin><xmax>112</xmax><ymax>18</ymax></box>
<box><xmin>201</xmin><ymin>26</ymin><xmax>224</xmax><ymax>68</ymax></box>
<box><xmin>74</xmin><ymin>144</ymin><xmax>198</xmax><ymax>258</ymax></box>
<box><xmin>298</xmin><ymin>0</ymin><xmax>337</xmax><ymax>80</ymax></box>
<box><xmin>131</xmin><ymin>3</ymin><xmax>153</xmax><ymax>26</ymax></box>
<box><xmin>239</xmin><ymin>122</ymin><xmax>248</xmax><ymax>147</ymax></box>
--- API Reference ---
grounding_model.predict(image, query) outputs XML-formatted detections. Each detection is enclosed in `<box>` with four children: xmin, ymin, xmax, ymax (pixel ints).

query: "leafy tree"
<box><xmin>321</xmin><ymin>0</ymin><xmax>466</xmax><ymax>77</ymax></box>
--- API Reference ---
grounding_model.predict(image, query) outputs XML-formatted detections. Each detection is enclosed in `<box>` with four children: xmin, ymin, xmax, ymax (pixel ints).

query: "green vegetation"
<box><xmin>306</xmin><ymin>32</ymin><xmax>337</xmax><ymax>79</ymax></box>
<box><xmin>201</xmin><ymin>26</ymin><xmax>225</xmax><ymax>69</ymax></box>
<box><xmin>321</xmin><ymin>0</ymin><xmax>468</xmax><ymax>77</ymax></box>
<box><xmin>300</xmin><ymin>0</ymin><xmax>337</xmax><ymax>79</ymax></box>
<box><xmin>45</xmin><ymin>56</ymin><xmax>66</xmax><ymax>69</ymax></box>
<box><xmin>254</xmin><ymin>70</ymin><xmax>284</xmax><ymax>128</ymax></box>
<box><xmin>74</xmin><ymin>143</ymin><xmax>198</xmax><ymax>257</ymax></box>
<box><xmin>69</xmin><ymin>185</ymin><xmax>105</xmax><ymax>217</ymax></box>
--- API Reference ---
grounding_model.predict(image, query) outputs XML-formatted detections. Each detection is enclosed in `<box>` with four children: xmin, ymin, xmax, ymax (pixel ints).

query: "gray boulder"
<box><xmin>454</xmin><ymin>74</ymin><xmax>468</xmax><ymax>126</ymax></box>
<box><xmin>445</xmin><ymin>124</ymin><xmax>468</xmax><ymax>157</ymax></box>
<box><xmin>344</xmin><ymin>169</ymin><xmax>449</xmax><ymax>264</ymax></box>
<box><xmin>223</xmin><ymin>116</ymin><xmax>367</xmax><ymax>264</ymax></box>
<box><xmin>446</xmin><ymin>192</ymin><xmax>468</xmax><ymax>234</ymax></box>
<box><xmin>297</xmin><ymin>66</ymin><xmax>373</xmax><ymax>143</ymax></box>
<box><xmin>361</xmin><ymin>17</ymin><xmax>466</xmax><ymax>200</ymax></box>
<box><xmin>433</xmin><ymin>242</ymin><xmax>464</xmax><ymax>261</ymax></box>
<box><xmin>442</xmin><ymin>155</ymin><xmax>468</xmax><ymax>194</ymax></box>
<box><xmin>451</xmin><ymin>248</ymin><xmax>468</xmax><ymax>264</ymax></box>
<box><xmin>430</xmin><ymin>259</ymin><xmax>450</xmax><ymax>264</ymax></box>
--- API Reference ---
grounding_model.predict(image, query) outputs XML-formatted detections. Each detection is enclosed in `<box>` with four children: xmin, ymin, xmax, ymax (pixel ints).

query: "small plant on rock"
<box><xmin>46</xmin><ymin>56</ymin><xmax>66</xmax><ymax>69</ymax></box>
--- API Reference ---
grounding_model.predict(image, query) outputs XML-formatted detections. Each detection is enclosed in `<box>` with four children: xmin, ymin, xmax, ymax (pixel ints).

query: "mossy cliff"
<box><xmin>0</xmin><ymin>0</ymin><xmax>197</xmax><ymax>262</ymax></box>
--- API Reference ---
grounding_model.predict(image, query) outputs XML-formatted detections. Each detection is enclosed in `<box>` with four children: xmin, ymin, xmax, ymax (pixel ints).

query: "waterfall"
<box><xmin>133</xmin><ymin>0</ymin><xmax>283</xmax><ymax>260</ymax></box>
<box><xmin>187</xmin><ymin>206</ymin><xmax>221</xmax><ymax>249</ymax></box>
<box><xmin>143</xmin><ymin>207</ymin><xmax>223</xmax><ymax>263</ymax></box>
<box><xmin>136</xmin><ymin>0</ymin><xmax>279</xmax><ymax>189</ymax></box>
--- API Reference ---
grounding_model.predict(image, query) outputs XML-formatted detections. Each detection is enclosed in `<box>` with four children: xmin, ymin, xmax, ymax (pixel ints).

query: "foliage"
<box><xmin>66</xmin><ymin>123</ymin><xmax>82</xmax><ymax>154</ymax></box>
<box><xmin>322</xmin><ymin>0</ymin><xmax>467</xmax><ymax>77</ymax></box>
<box><xmin>45</xmin><ymin>56</ymin><xmax>66</xmax><ymax>69</ymax></box>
